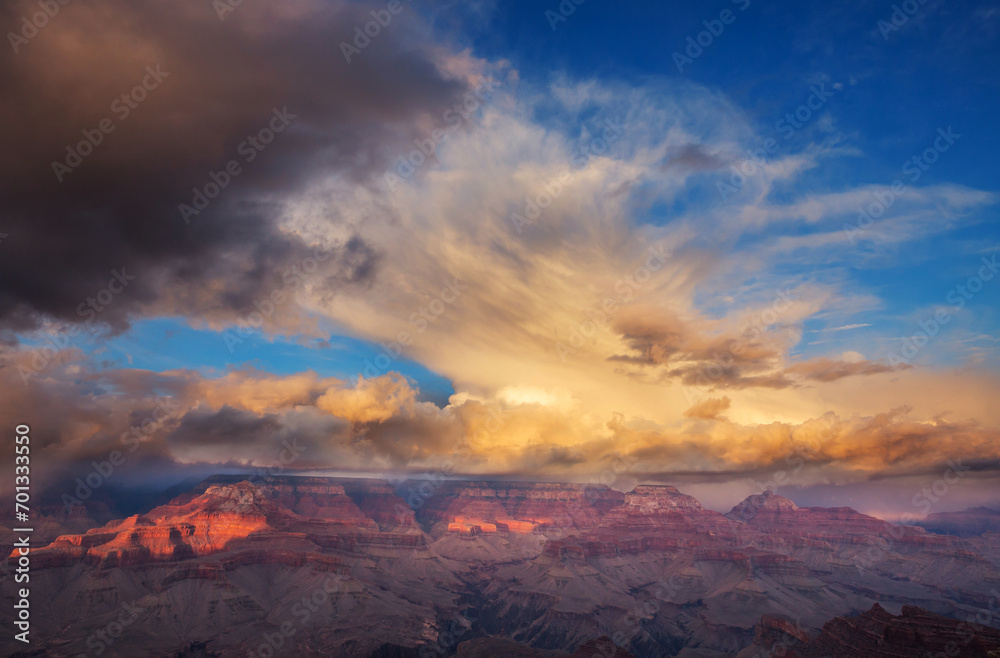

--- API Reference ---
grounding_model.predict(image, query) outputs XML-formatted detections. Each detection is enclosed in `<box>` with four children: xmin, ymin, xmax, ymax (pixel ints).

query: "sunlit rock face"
<box><xmin>413</xmin><ymin>481</ymin><xmax>626</xmax><ymax>536</ymax></box>
<box><xmin>5</xmin><ymin>476</ymin><xmax>1000</xmax><ymax>657</ymax></box>
<box><xmin>29</xmin><ymin>483</ymin><xmax>275</xmax><ymax>568</ymax></box>
<box><xmin>23</xmin><ymin>477</ymin><xmax>430</xmax><ymax>570</ymax></box>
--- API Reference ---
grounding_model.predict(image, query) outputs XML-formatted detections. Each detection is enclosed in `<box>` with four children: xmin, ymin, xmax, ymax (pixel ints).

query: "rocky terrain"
<box><xmin>917</xmin><ymin>506</ymin><xmax>1000</xmax><ymax>537</ymax></box>
<box><xmin>744</xmin><ymin>603</ymin><xmax>1000</xmax><ymax>657</ymax></box>
<box><xmin>454</xmin><ymin>635</ymin><xmax>634</xmax><ymax>657</ymax></box>
<box><xmin>3</xmin><ymin>476</ymin><xmax>1000</xmax><ymax>657</ymax></box>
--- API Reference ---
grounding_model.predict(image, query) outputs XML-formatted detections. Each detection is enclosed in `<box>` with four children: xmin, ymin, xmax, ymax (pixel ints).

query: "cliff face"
<box><xmin>543</xmin><ymin>484</ymin><xmax>750</xmax><ymax>557</ymax></box>
<box><xmin>413</xmin><ymin>481</ymin><xmax>625</xmax><ymax>535</ymax></box>
<box><xmin>31</xmin><ymin>483</ymin><xmax>272</xmax><ymax>568</ymax></box>
<box><xmin>24</xmin><ymin>478</ymin><xmax>426</xmax><ymax>570</ymax></box>
<box><xmin>6</xmin><ymin>476</ymin><xmax>1000</xmax><ymax>658</ymax></box>
<box><xmin>724</xmin><ymin>489</ymin><xmax>958</xmax><ymax>554</ymax></box>
<box><xmin>727</xmin><ymin>490</ymin><xmax>893</xmax><ymax>534</ymax></box>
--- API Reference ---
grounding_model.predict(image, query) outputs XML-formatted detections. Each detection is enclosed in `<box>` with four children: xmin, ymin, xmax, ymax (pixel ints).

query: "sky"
<box><xmin>1</xmin><ymin>0</ymin><xmax>998</xmax><ymax>517</ymax></box>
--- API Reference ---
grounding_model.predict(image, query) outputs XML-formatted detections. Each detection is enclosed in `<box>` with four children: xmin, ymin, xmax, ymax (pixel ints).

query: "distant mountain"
<box><xmin>917</xmin><ymin>506</ymin><xmax>1000</xmax><ymax>537</ymax></box>
<box><xmin>4</xmin><ymin>476</ymin><xmax>1000</xmax><ymax>657</ymax></box>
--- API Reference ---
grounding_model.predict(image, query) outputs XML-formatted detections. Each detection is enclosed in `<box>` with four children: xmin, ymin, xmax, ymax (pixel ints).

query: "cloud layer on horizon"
<box><xmin>3</xmin><ymin>356</ymin><xmax>998</xmax><ymax>514</ymax></box>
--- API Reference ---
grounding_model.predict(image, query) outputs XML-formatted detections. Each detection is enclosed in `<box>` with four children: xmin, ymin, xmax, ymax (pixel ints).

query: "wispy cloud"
<box><xmin>811</xmin><ymin>323</ymin><xmax>872</xmax><ymax>333</ymax></box>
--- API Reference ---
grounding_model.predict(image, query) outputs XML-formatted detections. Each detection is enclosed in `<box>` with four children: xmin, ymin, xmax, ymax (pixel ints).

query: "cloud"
<box><xmin>785</xmin><ymin>356</ymin><xmax>908</xmax><ymax>382</ymax></box>
<box><xmin>5</xmin><ymin>46</ymin><xmax>993</xmax><ymax>423</ymax></box>
<box><xmin>316</xmin><ymin>373</ymin><xmax>418</xmax><ymax>425</ymax></box>
<box><xmin>2</xmin><ymin>13</ymin><xmax>998</xmax><ymax>516</ymax></box>
<box><xmin>0</xmin><ymin>0</ymin><xmax>484</xmax><ymax>336</ymax></box>
<box><xmin>169</xmin><ymin>405</ymin><xmax>282</xmax><ymax>449</ymax></box>
<box><xmin>841</xmin><ymin>350</ymin><xmax>865</xmax><ymax>363</ymax></box>
<box><xmin>817</xmin><ymin>324</ymin><xmax>872</xmax><ymax>332</ymax></box>
<box><xmin>684</xmin><ymin>397</ymin><xmax>731</xmax><ymax>420</ymax></box>
<box><xmin>3</xmin><ymin>353</ymin><xmax>999</xmax><ymax>507</ymax></box>
<box><xmin>608</xmin><ymin>305</ymin><xmax>800</xmax><ymax>390</ymax></box>
<box><xmin>188</xmin><ymin>369</ymin><xmax>338</xmax><ymax>414</ymax></box>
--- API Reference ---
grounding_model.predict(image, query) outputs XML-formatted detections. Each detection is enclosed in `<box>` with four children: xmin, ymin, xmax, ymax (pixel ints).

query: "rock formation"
<box><xmin>918</xmin><ymin>506</ymin><xmax>1000</xmax><ymax>537</ymax></box>
<box><xmin>785</xmin><ymin>603</ymin><xmax>1000</xmax><ymax>657</ymax></box>
<box><xmin>4</xmin><ymin>476</ymin><xmax>1000</xmax><ymax>657</ymax></box>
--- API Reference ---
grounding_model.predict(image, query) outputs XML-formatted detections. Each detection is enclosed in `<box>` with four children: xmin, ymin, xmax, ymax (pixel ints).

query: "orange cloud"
<box><xmin>316</xmin><ymin>373</ymin><xmax>417</xmax><ymax>424</ymax></box>
<box><xmin>684</xmin><ymin>397</ymin><xmax>731</xmax><ymax>420</ymax></box>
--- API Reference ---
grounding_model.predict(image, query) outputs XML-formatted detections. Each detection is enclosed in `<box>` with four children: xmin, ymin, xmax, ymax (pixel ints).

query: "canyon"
<box><xmin>3</xmin><ymin>476</ymin><xmax>999</xmax><ymax>657</ymax></box>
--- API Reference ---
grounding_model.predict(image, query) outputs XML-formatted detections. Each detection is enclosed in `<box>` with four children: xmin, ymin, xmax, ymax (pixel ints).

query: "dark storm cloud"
<box><xmin>0</xmin><ymin>0</ymin><xmax>475</xmax><ymax>334</ymax></box>
<box><xmin>168</xmin><ymin>405</ymin><xmax>282</xmax><ymax>448</ymax></box>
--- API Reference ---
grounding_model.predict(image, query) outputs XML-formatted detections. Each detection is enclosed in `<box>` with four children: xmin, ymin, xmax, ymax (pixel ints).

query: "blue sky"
<box><xmin>24</xmin><ymin>318</ymin><xmax>457</xmax><ymax>405</ymax></box>
<box><xmin>69</xmin><ymin>0</ymin><xmax>998</xmax><ymax>385</ymax></box>
<box><xmin>447</xmin><ymin>0</ymin><xmax>1000</xmax><ymax>365</ymax></box>
<box><xmin>451</xmin><ymin>0</ymin><xmax>998</xmax><ymax>193</ymax></box>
